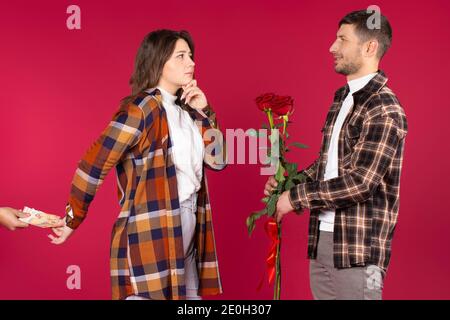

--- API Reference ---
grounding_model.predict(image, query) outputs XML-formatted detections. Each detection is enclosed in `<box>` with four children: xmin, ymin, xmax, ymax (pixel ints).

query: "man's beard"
<box><xmin>334</xmin><ymin>58</ymin><xmax>362</xmax><ymax>76</ymax></box>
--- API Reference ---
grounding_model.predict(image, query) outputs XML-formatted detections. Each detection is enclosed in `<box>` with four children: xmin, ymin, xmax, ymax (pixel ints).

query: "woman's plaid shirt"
<box><xmin>64</xmin><ymin>88</ymin><xmax>226</xmax><ymax>299</ymax></box>
<box><xmin>289</xmin><ymin>71</ymin><xmax>408</xmax><ymax>272</ymax></box>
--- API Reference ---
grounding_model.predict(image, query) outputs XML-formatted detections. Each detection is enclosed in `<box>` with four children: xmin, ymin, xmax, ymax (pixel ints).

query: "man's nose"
<box><xmin>329</xmin><ymin>41</ymin><xmax>337</xmax><ymax>54</ymax></box>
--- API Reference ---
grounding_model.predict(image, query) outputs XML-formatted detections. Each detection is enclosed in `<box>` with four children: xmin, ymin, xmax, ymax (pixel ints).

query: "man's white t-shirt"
<box><xmin>319</xmin><ymin>73</ymin><xmax>377</xmax><ymax>232</ymax></box>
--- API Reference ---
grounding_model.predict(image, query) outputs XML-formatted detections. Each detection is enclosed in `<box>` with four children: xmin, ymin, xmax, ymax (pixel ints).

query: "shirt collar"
<box><xmin>347</xmin><ymin>72</ymin><xmax>377</xmax><ymax>94</ymax></box>
<box><xmin>156</xmin><ymin>86</ymin><xmax>178</xmax><ymax>105</ymax></box>
<box><xmin>333</xmin><ymin>70</ymin><xmax>389</xmax><ymax>103</ymax></box>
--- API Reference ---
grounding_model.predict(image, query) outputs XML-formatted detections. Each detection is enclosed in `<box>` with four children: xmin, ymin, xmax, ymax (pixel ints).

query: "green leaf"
<box><xmin>261</xmin><ymin>123</ymin><xmax>269</xmax><ymax>129</ymax></box>
<box><xmin>284</xmin><ymin>179</ymin><xmax>295</xmax><ymax>190</ymax></box>
<box><xmin>292</xmin><ymin>172</ymin><xmax>308</xmax><ymax>184</ymax></box>
<box><xmin>246</xmin><ymin>216</ymin><xmax>255</xmax><ymax>236</ymax></box>
<box><xmin>267</xmin><ymin>195</ymin><xmax>278</xmax><ymax>217</ymax></box>
<box><xmin>289</xmin><ymin>142</ymin><xmax>309</xmax><ymax>149</ymax></box>
<box><xmin>275</xmin><ymin>163</ymin><xmax>286</xmax><ymax>182</ymax></box>
<box><xmin>274</xmin><ymin>123</ymin><xmax>284</xmax><ymax>129</ymax></box>
<box><xmin>284</xmin><ymin>162</ymin><xmax>298</xmax><ymax>176</ymax></box>
<box><xmin>246</xmin><ymin>208</ymin><xmax>267</xmax><ymax>236</ymax></box>
<box><xmin>261</xmin><ymin>196</ymin><xmax>270</xmax><ymax>204</ymax></box>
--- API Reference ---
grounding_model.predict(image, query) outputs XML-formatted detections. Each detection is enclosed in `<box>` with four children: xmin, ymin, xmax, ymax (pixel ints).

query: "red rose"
<box><xmin>256</xmin><ymin>93</ymin><xmax>293</xmax><ymax>116</ymax></box>
<box><xmin>256</xmin><ymin>93</ymin><xmax>276</xmax><ymax>112</ymax></box>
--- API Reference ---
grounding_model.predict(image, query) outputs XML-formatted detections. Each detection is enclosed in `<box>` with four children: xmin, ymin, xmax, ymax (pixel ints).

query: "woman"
<box><xmin>48</xmin><ymin>30</ymin><xmax>227</xmax><ymax>300</ymax></box>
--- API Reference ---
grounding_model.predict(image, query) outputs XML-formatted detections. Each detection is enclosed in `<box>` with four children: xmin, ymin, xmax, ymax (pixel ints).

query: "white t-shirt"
<box><xmin>319</xmin><ymin>73</ymin><xmax>377</xmax><ymax>232</ymax></box>
<box><xmin>157</xmin><ymin>86</ymin><xmax>205</xmax><ymax>203</ymax></box>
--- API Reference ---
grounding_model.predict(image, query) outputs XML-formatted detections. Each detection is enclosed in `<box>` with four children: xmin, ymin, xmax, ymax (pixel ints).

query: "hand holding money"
<box><xmin>19</xmin><ymin>206</ymin><xmax>65</xmax><ymax>229</ymax></box>
<box><xmin>0</xmin><ymin>207</ymin><xmax>30</xmax><ymax>231</ymax></box>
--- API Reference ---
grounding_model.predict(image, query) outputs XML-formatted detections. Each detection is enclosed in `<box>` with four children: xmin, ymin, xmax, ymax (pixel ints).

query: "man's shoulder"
<box><xmin>367</xmin><ymin>85</ymin><xmax>405</xmax><ymax>119</ymax></box>
<box><xmin>365</xmin><ymin>86</ymin><xmax>408</xmax><ymax>137</ymax></box>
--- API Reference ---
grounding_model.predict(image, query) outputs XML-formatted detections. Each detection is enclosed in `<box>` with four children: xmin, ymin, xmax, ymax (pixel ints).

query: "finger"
<box><xmin>53</xmin><ymin>219</ymin><xmax>65</xmax><ymax>228</ymax></box>
<box><xmin>181</xmin><ymin>80</ymin><xmax>197</xmax><ymax>99</ymax></box>
<box><xmin>269</xmin><ymin>177</ymin><xmax>278</xmax><ymax>188</ymax></box>
<box><xmin>48</xmin><ymin>234</ymin><xmax>63</xmax><ymax>245</ymax></box>
<box><xmin>48</xmin><ymin>234</ymin><xmax>57</xmax><ymax>243</ymax></box>
<box><xmin>264</xmin><ymin>189</ymin><xmax>270</xmax><ymax>196</ymax></box>
<box><xmin>185</xmin><ymin>92</ymin><xmax>196</xmax><ymax>105</ymax></box>
<box><xmin>181</xmin><ymin>87</ymin><xmax>195</xmax><ymax>100</ymax></box>
<box><xmin>184</xmin><ymin>88</ymin><xmax>200</xmax><ymax>104</ymax></box>
<box><xmin>13</xmin><ymin>210</ymin><xmax>30</xmax><ymax>218</ymax></box>
<box><xmin>14</xmin><ymin>221</ymin><xmax>29</xmax><ymax>228</ymax></box>
<box><xmin>183</xmin><ymin>79</ymin><xmax>197</xmax><ymax>90</ymax></box>
<box><xmin>52</xmin><ymin>228</ymin><xmax>63</xmax><ymax>236</ymax></box>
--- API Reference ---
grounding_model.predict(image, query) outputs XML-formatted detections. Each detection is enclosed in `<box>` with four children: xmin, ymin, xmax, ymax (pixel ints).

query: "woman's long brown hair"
<box><xmin>121</xmin><ymin>29</ymin><xmax>195</xmax><ymax>107</ymax></box>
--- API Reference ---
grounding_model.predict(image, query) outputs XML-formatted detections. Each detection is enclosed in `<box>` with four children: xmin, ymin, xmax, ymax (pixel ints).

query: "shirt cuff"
<box><xmin>288</xmin><ymin>189</ymin><xmax>302</xmax><ymax>212</ymax></box>
<box><xmin>201</xmin><ymin>105</ymin><xmax>217</xmax><ymax>128</ymax></box>
<box><xmin>65</xmin><ymin>204</ymin><xmax>84</xmax><ymax>230</ymax></box>
<box><xmin>289</xmin><ymin>182</ymin><xmax>315</xmax><ymax>211</ymax></box>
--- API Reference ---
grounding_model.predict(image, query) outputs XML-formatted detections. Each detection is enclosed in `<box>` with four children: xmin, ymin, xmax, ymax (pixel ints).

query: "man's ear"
<box><xmin>367</xmin><ymin>40</ymin><xmax>380</xmax><ymax>57</ymax></box>
<box><xmin>365</xmin><ymin>39</ymin><xmax>379</xmax><ymax>58</ymax></box>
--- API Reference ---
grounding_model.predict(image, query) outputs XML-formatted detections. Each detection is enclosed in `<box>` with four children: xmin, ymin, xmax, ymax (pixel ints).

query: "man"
<box><xmin>0</xmin><ymin>207</ymin><xmax>29</xmax><ymax>230</ymax></box>
<box><xmin>267</xmin><ymin>10</ymin><xmax>408</xmax><ymax>300</ymax></box>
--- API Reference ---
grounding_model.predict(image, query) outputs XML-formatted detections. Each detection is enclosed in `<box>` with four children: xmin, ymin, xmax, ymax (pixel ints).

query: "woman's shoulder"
<box><xmin>121</xmin><ymin>88</ymin><xmax>163</xmax><ymax>116</ymax></box>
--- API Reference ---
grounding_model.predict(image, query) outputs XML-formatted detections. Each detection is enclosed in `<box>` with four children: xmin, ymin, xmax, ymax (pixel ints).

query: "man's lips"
<box><xmin>333</xmin><ymin>57</ymin><xmax>342</xmax><ymax>64</ymax></box>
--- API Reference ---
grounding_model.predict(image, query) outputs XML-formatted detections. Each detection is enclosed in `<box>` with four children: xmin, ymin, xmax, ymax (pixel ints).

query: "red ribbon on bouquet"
<box><xmin>257</xmin><ymin>218</ymin><xmax>280</xmax><ymax>290</ymax></box>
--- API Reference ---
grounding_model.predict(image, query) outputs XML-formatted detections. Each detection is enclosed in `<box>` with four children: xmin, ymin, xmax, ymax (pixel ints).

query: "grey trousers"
<box><xmin>310</xmin><ymin>230</ymin><xmax>385</xmax><ymax>300</ymax></box>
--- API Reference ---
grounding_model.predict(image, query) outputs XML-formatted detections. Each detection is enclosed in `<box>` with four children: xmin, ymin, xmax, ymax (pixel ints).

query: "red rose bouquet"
<box><xmin>247</xmin><ymin>92</ymin><xmax>309</xmax><ymax>300</ymax></box>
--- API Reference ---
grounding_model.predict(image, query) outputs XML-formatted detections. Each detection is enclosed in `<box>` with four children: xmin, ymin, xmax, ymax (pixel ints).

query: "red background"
<box><xmin>0</xmin><ymin>0</ymin><xmax>449</xmax><ymax>299</ymax></box>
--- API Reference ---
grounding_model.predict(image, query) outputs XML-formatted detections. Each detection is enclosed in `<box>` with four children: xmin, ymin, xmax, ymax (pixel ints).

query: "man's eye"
<box><xmin>177</xmin><ymin>54</ymin><xmax>183</xmax><ymax>58</ymax></box>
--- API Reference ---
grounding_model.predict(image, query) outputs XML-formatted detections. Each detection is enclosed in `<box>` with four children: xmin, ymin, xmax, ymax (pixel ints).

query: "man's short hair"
<box><xmin>339</xmin><ymin>10</ymin><xmax>393</xmax><ymax>59</ymax></box>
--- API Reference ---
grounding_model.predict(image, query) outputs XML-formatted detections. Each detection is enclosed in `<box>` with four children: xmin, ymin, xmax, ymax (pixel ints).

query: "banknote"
<box><xmin>19</xmin><ymin>206</ymin><xmax>63</xmax><ymax>228</ymax></box>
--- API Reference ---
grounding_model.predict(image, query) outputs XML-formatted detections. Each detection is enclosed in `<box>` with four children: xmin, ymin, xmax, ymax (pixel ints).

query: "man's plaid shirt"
<box><xmin>289</xmin><ymin>70</ymin><xmax>408</xmax><ymax>272</ymax></box>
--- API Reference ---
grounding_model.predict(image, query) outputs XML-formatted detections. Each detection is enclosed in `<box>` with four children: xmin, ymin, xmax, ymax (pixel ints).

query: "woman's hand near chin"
<box><xmin>181</xmin><ymin>79</ymin><xmax>208</xmax><ymax>110</ymax></box>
